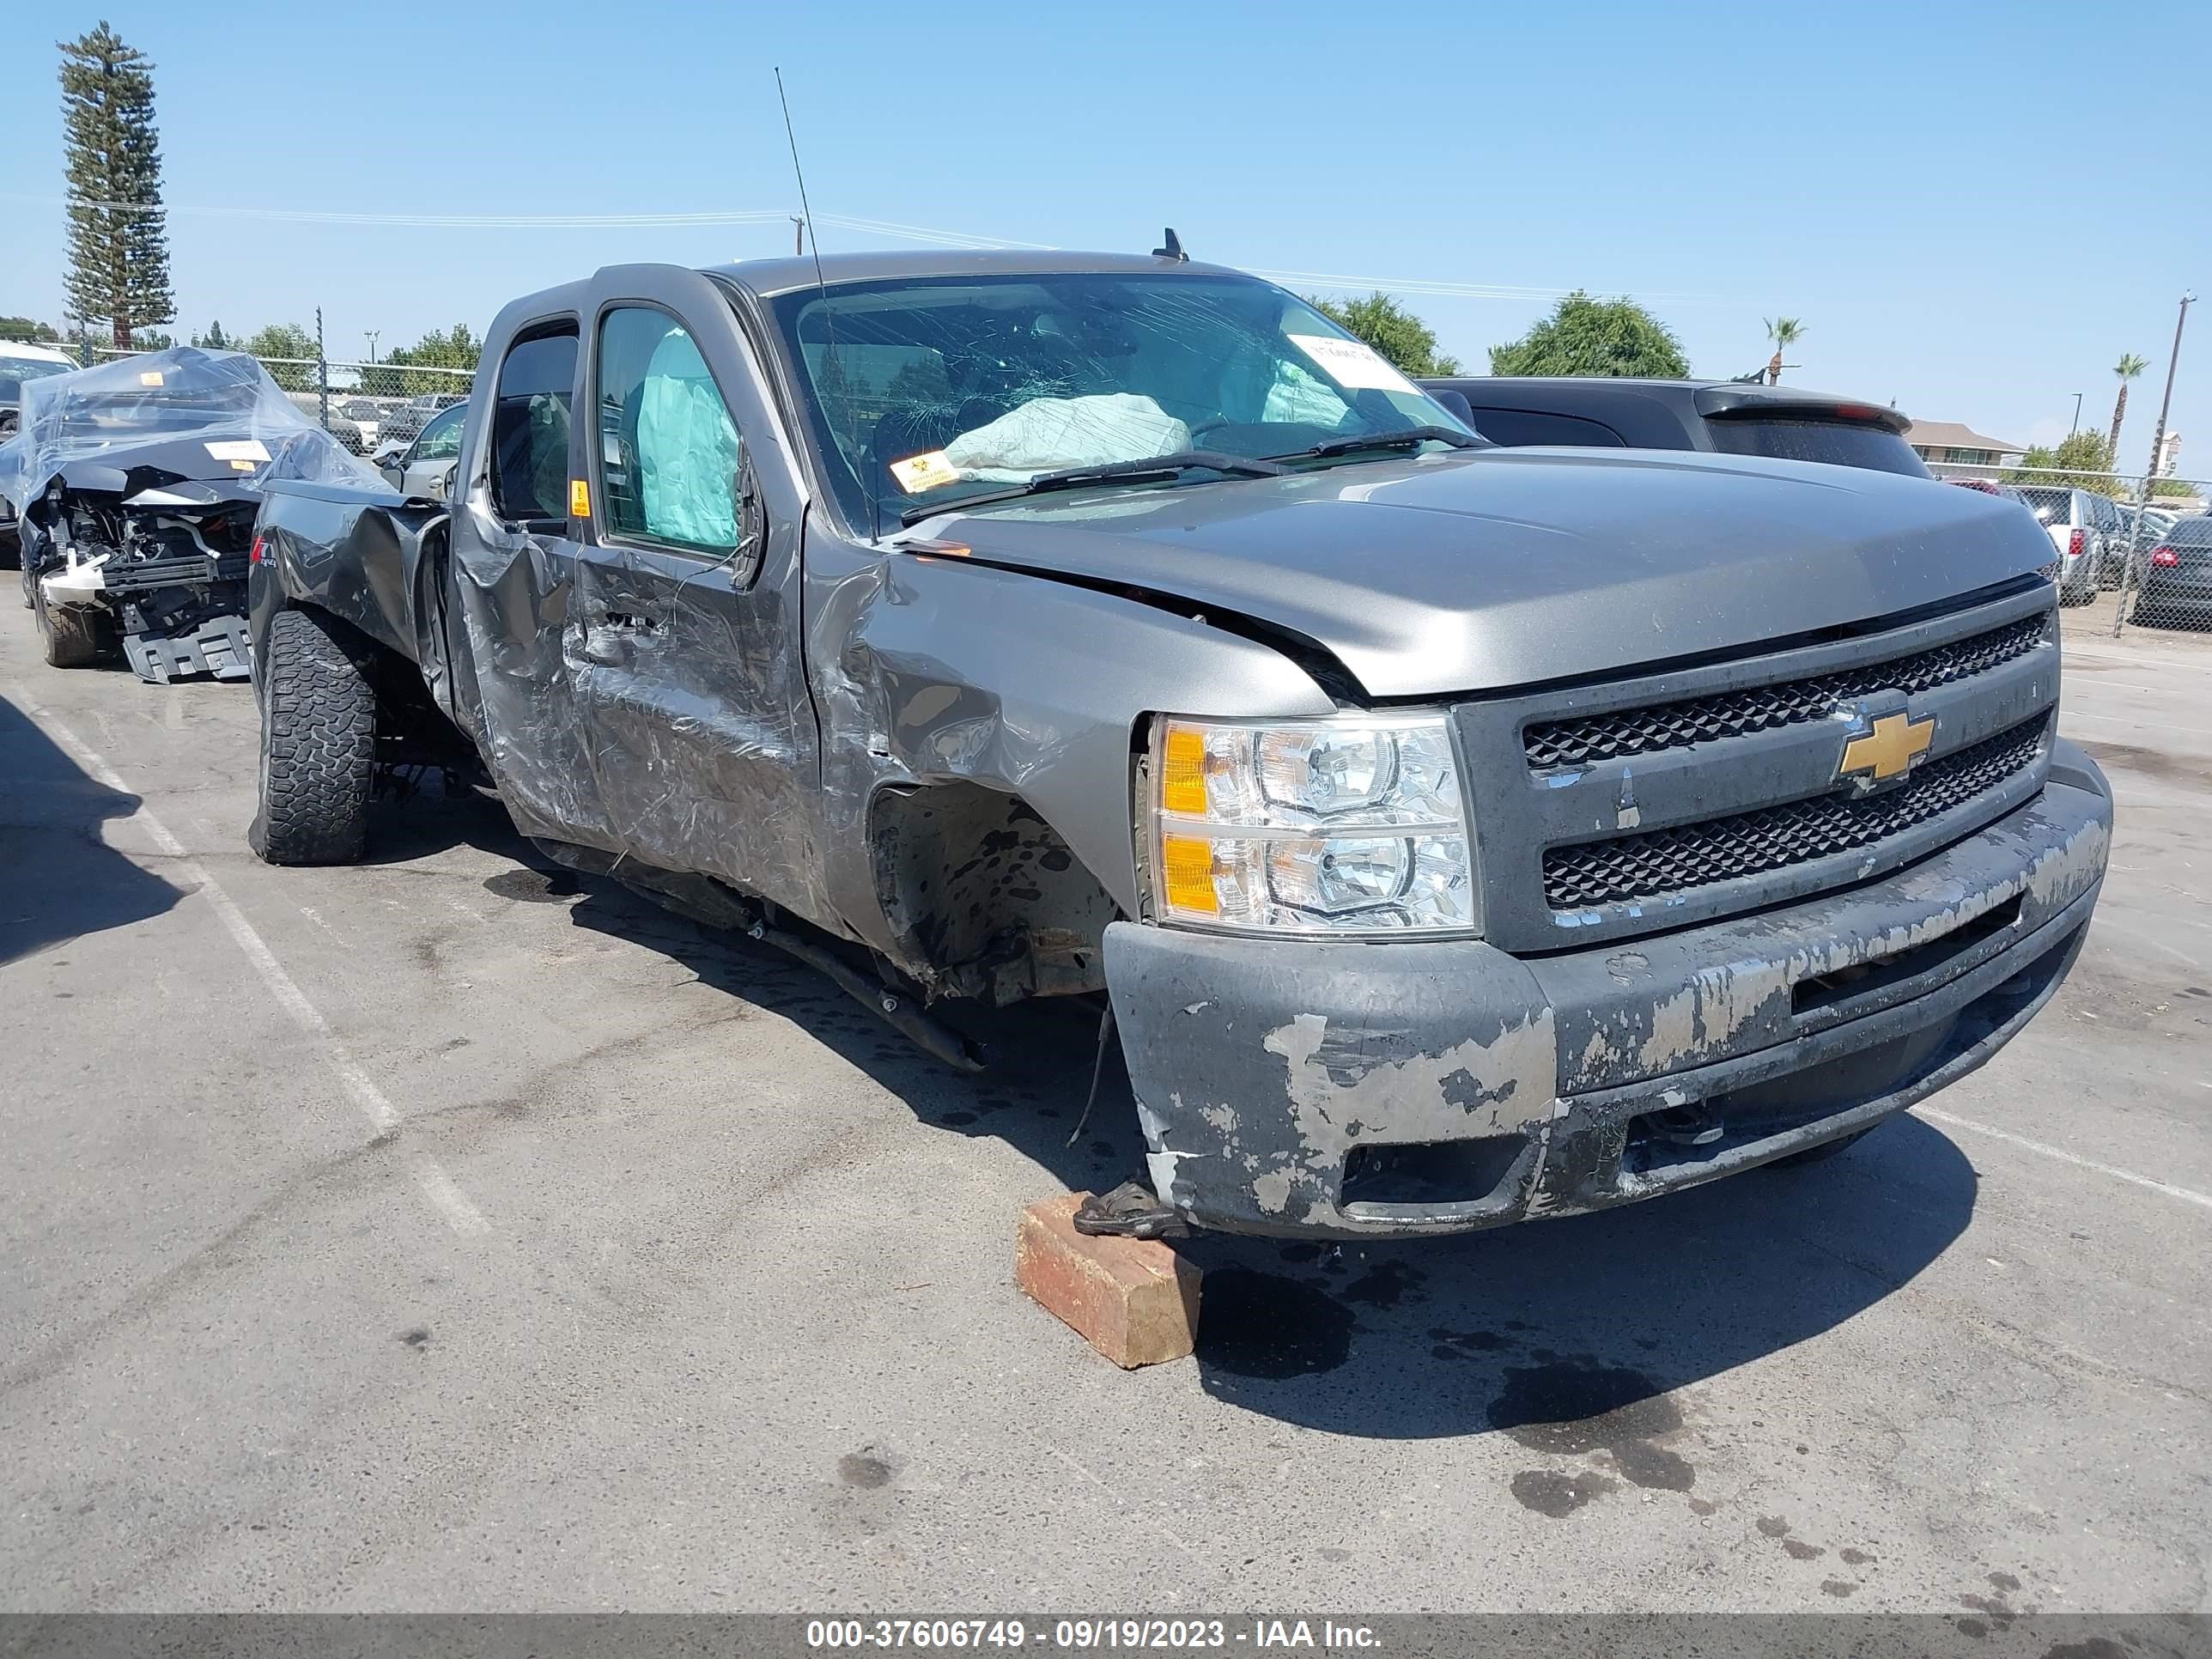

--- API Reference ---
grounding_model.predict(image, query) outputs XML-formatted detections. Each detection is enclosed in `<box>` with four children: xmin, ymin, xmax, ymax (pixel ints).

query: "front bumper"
<box><xmin>1104</xmin><ymin>746</ymin><xmax>2112</xmax><ymax>1238</ymax></box>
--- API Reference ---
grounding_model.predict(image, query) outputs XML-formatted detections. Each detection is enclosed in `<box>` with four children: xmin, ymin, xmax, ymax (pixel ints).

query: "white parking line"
<box><xmin>1917</xmin><ymin>1107</ymin><xmax>2212</xmax><ymax>1215</ymax></box>
<box><xmin>12</xmin><ymin>684</ymin><xmax>492</xmax><ymax>1237</ymax></box>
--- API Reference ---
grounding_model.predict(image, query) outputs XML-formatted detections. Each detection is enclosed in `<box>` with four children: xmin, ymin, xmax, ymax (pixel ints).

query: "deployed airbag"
<box><xmin>944</xmin><ymin>393</ymin><xmax>1190</xmax><ymax>483</ymax></box>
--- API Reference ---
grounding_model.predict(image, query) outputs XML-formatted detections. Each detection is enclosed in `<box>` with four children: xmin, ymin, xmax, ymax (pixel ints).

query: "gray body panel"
<box><xmin>248</xmin><ymin>253</ymin><xmax>2107</xmax><ymax>1237</ymax></box>
<box><xmin>909</xmin><ymin>447</ymin><xmax>2051</xmax><ymax>699</ymax></box>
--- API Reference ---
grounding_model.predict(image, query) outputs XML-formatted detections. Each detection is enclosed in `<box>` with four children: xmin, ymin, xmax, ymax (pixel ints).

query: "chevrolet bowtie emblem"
<box><xmin>1838</xmin><ymin>710</ymin><xmax>1936</xmax><ymax>783</ymax></box>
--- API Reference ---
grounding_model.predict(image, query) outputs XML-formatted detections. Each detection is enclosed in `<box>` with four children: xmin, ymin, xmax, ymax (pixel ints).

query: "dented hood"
<box><xmin>923</xmin><ymin>448</ymin><xmax>2053</xmax><ymax>697</ymax></box>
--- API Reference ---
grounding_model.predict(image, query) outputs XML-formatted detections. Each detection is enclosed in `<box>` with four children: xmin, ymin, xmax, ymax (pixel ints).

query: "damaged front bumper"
<box><xmin>1104</xmin><ymin>744</ymin><xmax>2112</xmax><ymax>1238</ymax></box>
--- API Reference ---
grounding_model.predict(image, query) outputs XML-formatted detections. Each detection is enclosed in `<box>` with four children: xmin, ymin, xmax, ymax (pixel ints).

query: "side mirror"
<box><xmin>1430</xmin><ymin>388</ymin><xmax>1477</xmax><ymax>427</ymax></box>
<box><xmin>379</xmin><ymin>464</ymin><xmax>404</xmax><ymax>491</ymax></box>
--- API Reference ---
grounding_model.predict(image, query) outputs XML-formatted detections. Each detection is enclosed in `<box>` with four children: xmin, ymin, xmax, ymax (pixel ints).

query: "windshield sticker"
<box><xmin>1287</xmin><ymin>333</ymin><xmax>1421</xmax><ymax>396</ymax></box>
<box><xmin>138</xmin><ymin>371</ymin><xmax>164</xmax><ymax>386</ymax></box>
<box><xmin>889</xmin><ymin>450</ymin><xmax>960</xmax><ymax>494</ymax></box>
<box><xmin>204</xmin><ymin>439</ymin><xmax>271</xmax><ymax>463</ymax></box>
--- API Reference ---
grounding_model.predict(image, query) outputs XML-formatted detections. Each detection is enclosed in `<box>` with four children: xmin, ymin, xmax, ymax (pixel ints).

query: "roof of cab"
<box><xmin>703</xmin><ymin>248</ymin><xmax>1249</xmax><ymax>300</ymax></box>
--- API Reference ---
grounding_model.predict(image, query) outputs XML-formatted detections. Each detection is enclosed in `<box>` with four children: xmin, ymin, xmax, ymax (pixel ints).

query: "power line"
<box><xmin>0</xmin><ymin>192</ymin><xmax>1732</xmax><ymax>304</ymax></box>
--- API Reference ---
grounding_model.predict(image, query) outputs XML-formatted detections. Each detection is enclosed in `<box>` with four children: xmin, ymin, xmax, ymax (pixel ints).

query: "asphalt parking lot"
<box><xmin>2</xmin><ymin>605</ymin><xmax>2208</xmax><ymax>1618</ymax></box>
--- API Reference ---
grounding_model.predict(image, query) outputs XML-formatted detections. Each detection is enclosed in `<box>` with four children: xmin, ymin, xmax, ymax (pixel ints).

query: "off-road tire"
<box><xmin>33</xmin><ymin>584</ymin><xmax>105</xmax><ymax>668</ymax></box>
<box><xmin>1767</xmin><ymin>1125</ymin><xmax>1875</xmax><ymax>1170</ymax></box>
<box><xmin>250</xmin><ymin>607</ymin><xmax>378</xmax><ymax>866</ymax></box>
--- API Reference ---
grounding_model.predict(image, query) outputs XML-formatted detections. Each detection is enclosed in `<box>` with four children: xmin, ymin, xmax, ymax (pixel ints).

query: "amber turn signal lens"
<box><xmin>1158</xmin><ymin>834</ymin><xmax>1220</xmax><ymax>915</ymax></box>
<box><xmin>1161</xmin><ymin>725</ymin><xmax>1208</xmax><ymax>816</ymax></box>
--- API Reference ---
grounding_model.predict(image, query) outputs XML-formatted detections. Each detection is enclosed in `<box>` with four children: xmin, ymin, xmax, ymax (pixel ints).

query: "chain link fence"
<box><xmin>82</xmin><ymin>344</ymin><xmax>477</xmax><ymax>463</ymax></box>
<box><xmin>1923</xmin><ymin>459</ymin><xmax>2209</xmax><ymax>636</ymax></box>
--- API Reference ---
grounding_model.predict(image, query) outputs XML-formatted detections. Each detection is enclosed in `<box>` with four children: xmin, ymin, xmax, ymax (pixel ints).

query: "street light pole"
<box><xmin>2112</xmin><ymin>292</ymin><xmax>2193</xmax><ymax>636</ymax></box>
<box><xmin>365</xmin><ymin>330</ymin><xmax>380</xmax><ymax>365</ymax></box>
<box><xmin>792</xmin><ymin>215</ymin><xmax>806</xmax><ymax>257</ymax></box>
<box><xmin>2068</xmin><ymin>392</ymin><xmax>2082</xmax><ymax>434</ymax></box>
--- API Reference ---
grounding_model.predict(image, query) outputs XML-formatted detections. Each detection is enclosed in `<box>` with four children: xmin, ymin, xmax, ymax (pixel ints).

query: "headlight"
<box><xmin>1147</xmin><ymin>714</ymin><xmax>1477</xmax><ymax>936</ymax></box>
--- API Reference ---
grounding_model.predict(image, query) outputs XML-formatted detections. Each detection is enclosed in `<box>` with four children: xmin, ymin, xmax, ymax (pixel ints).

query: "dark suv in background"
<box><xmin>1419</xmin><ymin>377</ymin><xmax>1931</xmax><ymax>478</ymax></box>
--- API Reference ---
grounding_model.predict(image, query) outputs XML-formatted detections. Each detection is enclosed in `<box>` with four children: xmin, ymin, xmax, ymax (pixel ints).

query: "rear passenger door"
<box><xmin>441</xmin><ymin>316</ymin><xmax>622</xmax><ymax>847</ymax></box>
<box><xmin>567</xmin><ymin>265</ymin><xmax>822</xmax><ymax>911</ymax></box>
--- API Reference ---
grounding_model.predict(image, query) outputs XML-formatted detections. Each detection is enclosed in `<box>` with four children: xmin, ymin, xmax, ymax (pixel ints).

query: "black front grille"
<box><xmin>1541</xmin><ymin>716</ymin><xmax>2049</xmax><ymax>912</ymax></box>
<box><xmin>1523</xmin><ymin>612</ymin><xmax>2048</xmax><ymax>770</ymax></box>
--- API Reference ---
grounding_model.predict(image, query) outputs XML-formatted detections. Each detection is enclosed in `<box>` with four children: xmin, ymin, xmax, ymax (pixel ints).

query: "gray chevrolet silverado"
<box><xmin>246</xmin><ymin>249</ymin><xmax>2111</xmax><ymax>1238</ymax></box>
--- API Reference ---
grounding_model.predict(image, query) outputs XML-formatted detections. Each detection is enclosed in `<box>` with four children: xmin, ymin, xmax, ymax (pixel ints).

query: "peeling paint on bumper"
<box><xmin>1103</xmin><ymin>754</ymin><xmax>2112</xmax><ymax>1238</ymax></box>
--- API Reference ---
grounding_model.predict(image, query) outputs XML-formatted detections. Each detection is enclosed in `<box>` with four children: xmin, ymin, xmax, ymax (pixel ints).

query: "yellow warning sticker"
<box><xmin>138</xmin><ymin>370</ymin><xmax>164</xmax><ymax>386</ymax></box>
<box><xmin>889</xmin><ymin>450</ymin><xmax>960</xmax><ymax>494</ymax></box>
<box><xmin>569</xmin><ymin>478</ymin><xmax>591</xmax><ymax>518</ymax></box>
<box><xmin>229</xmin><ymin>459</ymin><xmax>258</xmax><ymax>471</ymax></box>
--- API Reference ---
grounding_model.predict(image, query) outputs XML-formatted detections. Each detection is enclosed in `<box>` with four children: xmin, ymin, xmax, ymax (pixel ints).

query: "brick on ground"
<box><xmin>1014</xmin><ymin>1193</ymin><xmax>1202</xmax><ymax>1368</ymax></box>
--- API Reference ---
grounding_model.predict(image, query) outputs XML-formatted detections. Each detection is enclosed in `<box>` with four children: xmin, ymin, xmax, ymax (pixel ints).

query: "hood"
<box><xmin>920</xmin><ymin>448</ymin><xmax>2053</xmax><ymax>698</ymax></box>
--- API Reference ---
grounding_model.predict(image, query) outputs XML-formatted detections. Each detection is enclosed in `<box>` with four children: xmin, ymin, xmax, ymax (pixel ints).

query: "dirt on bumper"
<box><xmin>1103</xmin><ymin>756</ymin><xmax>2112</xmax><ymax>1238</ymax></box>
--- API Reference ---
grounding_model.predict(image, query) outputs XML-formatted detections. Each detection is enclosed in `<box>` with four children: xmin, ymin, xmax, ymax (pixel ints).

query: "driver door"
<box><xmin>564</xmin><ymin>265</ymin><xmax>823</xmax><ymax>915</ymax></box>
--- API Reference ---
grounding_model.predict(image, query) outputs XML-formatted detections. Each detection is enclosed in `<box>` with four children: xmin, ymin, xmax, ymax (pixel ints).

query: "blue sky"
<box><xmin>3</xmin><ymin>0</ymin><xmax>2204</xmax><ymax>467</ymax></box>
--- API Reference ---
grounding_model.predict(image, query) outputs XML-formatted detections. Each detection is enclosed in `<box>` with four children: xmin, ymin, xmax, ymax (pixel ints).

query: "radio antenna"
<box><xmin>775</xmin><ymin>68</ymin><xmax>874</xmax><ymax>537</ymax></box>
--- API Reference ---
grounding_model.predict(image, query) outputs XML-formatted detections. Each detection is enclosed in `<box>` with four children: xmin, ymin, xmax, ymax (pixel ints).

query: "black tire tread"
<box><xmin>35</xmin><ymin>585</ymin><xmax>104</xmax><ymax>668</ymax></box>
<box><xmin>250</xmin><ymin>607</ymin><xmax>377</xmax><ymax>866</ymax></box>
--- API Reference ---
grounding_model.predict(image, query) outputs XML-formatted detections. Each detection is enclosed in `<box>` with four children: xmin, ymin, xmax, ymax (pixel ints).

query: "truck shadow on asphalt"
<box><xmin>365</xmin><ymin>787</ymin><xmax>1978</xmax><ymax>1461</ymax></box>
<box><xmin>0</xmin><ymin>690</ymin><xmax>186</xmax><ymax>964</ymax></box>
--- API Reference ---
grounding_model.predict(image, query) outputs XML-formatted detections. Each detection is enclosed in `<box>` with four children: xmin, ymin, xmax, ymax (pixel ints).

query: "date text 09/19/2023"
<box><xmin>804</xmin><ymin>1619</ymin><xmax>1382</xmax><ymax>1650</ymax></box>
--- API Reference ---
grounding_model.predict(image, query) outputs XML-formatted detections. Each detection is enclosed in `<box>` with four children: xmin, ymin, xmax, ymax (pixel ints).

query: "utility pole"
<box><xmin>2068</xmin><ymin>392</ymin><xmax>2082</xmax><ymax>434</ymax></box>
<box><xmin>2112</xmin><ymin>292</ymin><xmax>2193</xmax><ymax>636</ymax></box>
<box><xmin>792</xmin><ymin>215</ymin><xmax>807</xmax><ymax>257</ymax></box>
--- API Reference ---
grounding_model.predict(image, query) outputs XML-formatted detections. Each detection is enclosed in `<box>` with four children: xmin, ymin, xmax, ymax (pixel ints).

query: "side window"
<box><xmin>1462</xmin><ymin>408</ymin><xmax>1628</xmax><ymax>447</ymax></box>
<box><xmin>490</xmin><ymin>328</ymin><xmax>578</xmax><ymax>524</ymax></box>
<box><xmin>595</xmin><ymin>307</ymin><xmax>741</xmax><ymax>553</ymax></box>
<box><xmin>416</xmin><ymin>404</ymin><xmax>465</xmax><ymax>460</ymax></box>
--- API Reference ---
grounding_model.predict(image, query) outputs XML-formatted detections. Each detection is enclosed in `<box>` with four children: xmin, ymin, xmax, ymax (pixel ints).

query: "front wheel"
<box><xmin>33</xmin><ymin>585</ymin><xmax>107</xmax><ymax>667</ymax></box>
<box><xmin>248</xmin><ymin>608</ymin><xmax>378</xmax><ymax>866</ymax></box>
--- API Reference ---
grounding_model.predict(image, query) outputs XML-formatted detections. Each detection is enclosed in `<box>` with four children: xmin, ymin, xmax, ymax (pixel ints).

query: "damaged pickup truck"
<box><xmin>0</xmin><ymin>347</ymin><xmax>375</xmax><ymax>681</ymax></box>
<box><xmin>246</xmin><ymin>250</ymin><xmax>2111</xmax><ymax>1237</ymax></box>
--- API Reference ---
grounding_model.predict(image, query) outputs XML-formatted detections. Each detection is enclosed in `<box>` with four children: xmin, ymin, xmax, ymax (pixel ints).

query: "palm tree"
<box><xmin>1763</xmin><ymin>317</ymin><xmax>1806</xmax><ymax>386</ymax></box>
<box><xmin>2107</xmin><ymin>354</ymin><xmax>2148</xmax><ymax>464</ymax></box>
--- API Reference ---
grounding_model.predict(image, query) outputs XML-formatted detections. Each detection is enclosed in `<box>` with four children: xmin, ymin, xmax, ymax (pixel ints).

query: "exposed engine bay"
<box><xmin>0</xmin><ymin>347</ymin><xmax>380</xmax><ymax>684</ymax></box>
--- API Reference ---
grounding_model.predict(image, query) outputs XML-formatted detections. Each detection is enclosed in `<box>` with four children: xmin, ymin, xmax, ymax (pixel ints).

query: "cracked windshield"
<box><xmin>770</xmin><ymin>270</ymin><xmax>1474</xmax><ymax>530</ymax></box>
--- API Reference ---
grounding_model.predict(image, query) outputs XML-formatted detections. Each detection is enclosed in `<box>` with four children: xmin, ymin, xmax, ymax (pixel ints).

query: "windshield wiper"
<box><xmin>1281</xmin><ymin>425</ymin><xmax>1488</xmax><ymax>460</ymax></box>
<box><xmin>898</xmin><ymin>450</ymin><xmax>1287</xmax><ymax>526</ymax></box>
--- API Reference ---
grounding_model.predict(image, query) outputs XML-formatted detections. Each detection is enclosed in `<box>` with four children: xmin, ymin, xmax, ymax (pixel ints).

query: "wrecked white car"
<box><xmin>0</xmin><ymin>348</ymin><xmax>376</xmax><ymax>681</ymax></box>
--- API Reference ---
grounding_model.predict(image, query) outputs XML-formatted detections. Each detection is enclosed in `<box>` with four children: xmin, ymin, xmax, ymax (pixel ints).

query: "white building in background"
<box><xmin>2155</xmin><ymin>431</ymin><xmax>2182</xmax><ymax>477</ymax></box>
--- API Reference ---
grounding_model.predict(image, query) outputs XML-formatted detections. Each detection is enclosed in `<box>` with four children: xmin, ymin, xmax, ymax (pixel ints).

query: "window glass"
<box><xmin>595</xmin><ymin>307</ymin><xmax>740</xmax><ymax>550</ymax></box>
<box><xmin>415</xmin><ymin>403</ymin><xmax>465</xmax><ymax>460</ymax></box>
<box><xmin>768</xmin><ymin>271</ymin><xmax>1471</xmax><ymax>532</ymax></box>
<box><xmin>1460</xmin><ymin>408</ymin><xmax>1626</xmax><ymax>447</ymax></box>
<box><xmin>1705</xmin><ymin>418</ymin><xmax>1930</xmax><ymax>477</ymax></box>
<box><xmin>490</xmin><ymin>329</ymin><xmax>577</xmax><ymax>523</ymax></box>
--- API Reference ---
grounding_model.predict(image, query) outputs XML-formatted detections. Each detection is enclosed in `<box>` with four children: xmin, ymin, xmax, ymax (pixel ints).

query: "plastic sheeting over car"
<box><xmin>0</xmin><ymin>346</ymin><xmax>380</xmax><ymax>509</ymax></box>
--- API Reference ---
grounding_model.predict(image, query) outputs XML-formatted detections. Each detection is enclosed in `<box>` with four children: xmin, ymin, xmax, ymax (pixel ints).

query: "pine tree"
<box><xmin>59</xmin><ymin>22</ymin><xmax>174</xmax><ymax>350</ymax></box>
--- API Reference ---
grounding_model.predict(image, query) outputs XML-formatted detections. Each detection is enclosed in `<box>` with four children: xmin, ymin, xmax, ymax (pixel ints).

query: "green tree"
<box><xmin>2007</xmin><ymin>430</ymin><xmax>2119</xmax><ymax>493</ymax></box>
<box><xmin>237</xmin><ymin>322</ymin><xmax>319</xmax><ymax>391</ymax></box>
<box><xmin>1763</xmin><ymin>316</ymin><xmax>1807</xmax><ymax>385</ymax></box>
<box><xmin>374</xmin><ymin>322</ymin><xmax>483</xmax><ymax>397</ymax></box>
<box><xmin>131</xmin><ymin>327</ymin><xmax>173</xmax><ymax>349</ymax></box>
<box><xmin>0</xmin><ymin>315</ymin><xmax>62</xmax><ymax>343</ymax></box>
<box><xmin>191</xmin><ymin>320</ymin><xmax>231</xmax><ymax>349</ymax></box>
<box><xmin>1489</xmin><ymin>291</ymin><xmax>1688</xmax><ymax>378</ymax></box>
<box><xmin>1309</xmin><ymin>293</ymin><xmax>1462</xmax><ymax>376</ymax></box>
<box><xmin>2107</xmin><ymin>353</ymin><xmax>2147</xmax><ymax>460</ymax></box>
<box><xmin>58</xmin><ymin>22</ymin><xmax>174</xmax><ymax>350</ymax></box>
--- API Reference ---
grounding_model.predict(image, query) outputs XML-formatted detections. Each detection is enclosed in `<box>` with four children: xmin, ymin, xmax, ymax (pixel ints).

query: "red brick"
<box><xmin>1014</xmin><ymin>1194</ymin><xmax>1202</xmax><ymax>1369</ymax></box>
